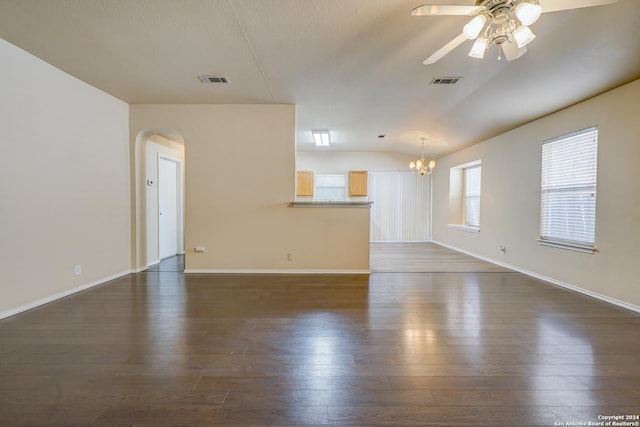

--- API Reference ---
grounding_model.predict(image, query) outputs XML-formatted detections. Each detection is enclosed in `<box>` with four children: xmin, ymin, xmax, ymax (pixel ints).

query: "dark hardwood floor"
<box><xmin>1</xmin><ymin>248</ymin><xmax>639</xmax><ymax>426</ymax></box>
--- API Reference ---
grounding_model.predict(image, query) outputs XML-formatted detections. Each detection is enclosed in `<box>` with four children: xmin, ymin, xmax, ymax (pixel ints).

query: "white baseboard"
<box><xmin>184</xmin><ymin>269</ymin><xmax>371</xmax><ymax>275</ymax></box>
<box><xmin>431</xmin><ymin>240</ymin><xmax>640</xmax><ymax>314</ymax></box>
<box><xmin>0</xmin><ymin>269</ymin><xmax>132</xmax><ymax>320</ymax></box>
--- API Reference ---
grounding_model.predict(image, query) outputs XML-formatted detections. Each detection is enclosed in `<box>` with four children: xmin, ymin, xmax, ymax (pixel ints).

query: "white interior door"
<box><xmin>158</xmin><ymin>157</ymin><xmax>179</xmax><ymax>259</ymax></box>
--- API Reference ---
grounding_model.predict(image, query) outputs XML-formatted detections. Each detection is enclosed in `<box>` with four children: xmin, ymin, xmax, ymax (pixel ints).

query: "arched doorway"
<box><xmin>132</xmin><ymin>129</ymin><xmax>185</xmax><ymax>271</ymax></box>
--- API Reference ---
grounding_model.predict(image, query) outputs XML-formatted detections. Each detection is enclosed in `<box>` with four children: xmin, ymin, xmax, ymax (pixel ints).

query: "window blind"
<box><xmin>465</xmin><ymin>166</ymin><xmax>481</xmax><ymax>227</ymax></box>
<box><xmin>369</xmin><ymin>171</ymin><xmax>430</xmax><ymax>242</ymax></box>
<box><xmin>540</xmin><ymin>127</ymin><xmax>598</xmax><ymax>248</ymax></box>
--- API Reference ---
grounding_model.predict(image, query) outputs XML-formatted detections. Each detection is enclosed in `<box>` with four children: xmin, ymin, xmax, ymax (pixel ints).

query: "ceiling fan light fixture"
<box><xmin>463</xmin><ymin>14</ymin><xmax>487</xmax><ymax>40</ymax></box>
<box><xmin>515</xmin><ymin>1</ymin><xmax>542</xmax><ymax>26</ymax></box>
<box><xmin>468</xmin><ymin>36</ymin><xmax>489</xmax><ymax>58</ymax></box>
<box><xmin>513</xmin><ymin>25</ymin><xmax>536</xmax><ymax>48</ymax></box>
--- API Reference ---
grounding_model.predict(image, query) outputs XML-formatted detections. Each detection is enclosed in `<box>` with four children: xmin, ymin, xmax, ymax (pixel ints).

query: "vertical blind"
<box><xmin>464</xmin><ymin>166</ymin><xmax>481</xmax><ymax>227</ymax></box>
<box><xmin>540</xmin><ymin>127</ymin><xmax>598</xmax><ymax>246</ymax></box>
<box><xmin>369</xmin><ymin>171</ymin><xmax>430</xmax><ymax>242</ymax></box>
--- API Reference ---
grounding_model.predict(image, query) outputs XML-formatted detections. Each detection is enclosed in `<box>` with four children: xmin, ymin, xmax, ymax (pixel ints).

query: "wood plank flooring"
<box><xmin>1</xmin><ymin>251</ymin><xmax>639</xmax><ymax>426</ymax></box>
<box><xmin>371</xmin><ymin>242</ymin><xmax>510</xmax><ymax>272</ymax></box>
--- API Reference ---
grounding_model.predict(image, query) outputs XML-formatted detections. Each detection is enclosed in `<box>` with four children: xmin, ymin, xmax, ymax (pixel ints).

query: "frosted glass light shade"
<box><xmin>463</xmin><ymin>14</ymin><xmax>487</xmax><ymax>40</ymax></box>
<box><xmin>312</xmin><ymin>130</ymin><xmax>330</xmax><ymax>146</ymax></box>
<box><xmin>515</xmin><ymin>1</ymin><xmax>541</xmax><ymax>26</ymax></box>
<box><xmin>513</xmin><ymin>25</ymin><xmax>536</xmax><ymax>48</ymax></box>
<box><xmin>468</xmin><ymin>36</ymin><xmax>489</xmax><ymax>58</ymax></box>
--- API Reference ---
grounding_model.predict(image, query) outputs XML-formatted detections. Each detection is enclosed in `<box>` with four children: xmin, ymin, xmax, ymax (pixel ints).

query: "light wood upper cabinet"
<box><xmin>349</xmin><ymin>171</ymin><xmax>368</xmax><ymax>197</ymax></box>
<box><xmin>296</xmin><ymin>171</ymin><xmax>314</xmax><ymax>197</ymax></box>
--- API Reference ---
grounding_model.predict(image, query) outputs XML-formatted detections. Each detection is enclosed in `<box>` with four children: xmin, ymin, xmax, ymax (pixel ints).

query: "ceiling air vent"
<box><xmin>430</xmin><ymin>77</ymin><xmax>462</xmax><ymax>85</ymax></box>
<box><xmin>198</xmin><ymin>75</ymin><xmax>230</xmax><ymax>84</ymax></box>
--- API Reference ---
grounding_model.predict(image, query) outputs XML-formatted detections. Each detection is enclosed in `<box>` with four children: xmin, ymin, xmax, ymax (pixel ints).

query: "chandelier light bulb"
<box><xmin>513</xmin><ymin>25</ymin><xmax>536</xmax><ymax>48</ymax></box>
<box><xmin>463</xmin><ymin>14</ymin><xmax>487</xmax><ymax>40</ymax></box>
<box><xmin>515</xmin><ymin>1</ymin><xmax>542</xmax><ymax>26</ymax></box>
<box><xmin>409</xmin><ymin>138</ymin><xmax>436</xmax><ymax>176</ymax></box>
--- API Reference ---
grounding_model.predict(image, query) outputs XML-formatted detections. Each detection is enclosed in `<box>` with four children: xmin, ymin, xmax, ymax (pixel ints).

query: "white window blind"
<box><xmin>369</xmin><ymin>171</ymin><xmax>430</xmax><ymax>242</ymax></box>
<box><xmin>464</xmin><ymin>166</ymin><xmax>481</xmax><ymax>228</ymax></box>
<box><xmin>540</xmin><ymin>127</ymin><xmax>598</xmax><ymax>250</ymax></box>
<box><xmin>315</xmin><ymin>174</ymin><xmax>346</xmax><ymax>201</ymax></box>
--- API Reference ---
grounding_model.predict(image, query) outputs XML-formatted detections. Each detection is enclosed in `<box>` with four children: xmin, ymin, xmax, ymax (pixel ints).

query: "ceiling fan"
<box><xmin>412</xmin><ymin>0</ymin><xmax>618</xmax><ymax>64</ymax></box>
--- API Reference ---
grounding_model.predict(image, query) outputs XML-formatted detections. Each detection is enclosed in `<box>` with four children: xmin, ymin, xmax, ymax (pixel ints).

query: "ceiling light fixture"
<box><xmin>312</xmin><ymin>130</ymin><xmax>330</xmax><ymax>146</ymax></box>
<box><xmin>463</xmin><ymin>0</ymin><xmax>540</xmax><ymax>59</ymax></box>
<box><xmin>409</xmin><ymin>138</ymin><xmax>436</xmax><ymax>176</ymax></box>
<box><xmin>514</xmin><ymin>0</ymin><xmax>542</xmax><ymax>26</ymax></box>
<box><xmin>416</xmin><ymin>0</ymin><xmax>617</xmax><ymax>65</ymax></box>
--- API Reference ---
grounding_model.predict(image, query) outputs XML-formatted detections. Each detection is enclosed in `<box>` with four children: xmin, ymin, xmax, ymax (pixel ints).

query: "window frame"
<box><xmin>314</xmin><ymin>173</ymin><xmax>347</xmax><ymax>202</ymax></box>
<box><xmin>538</xmin><ymin>126</ymin><xmax>598</xmax><ymax>253</ymax></box>
<box><xmin>463</xmin><ymin>165</ymin><xmax>482</xmax><ymax>229</ymax></box>
<box><xmin>447</xmin><ymin>160</ymin><xmax>481</xmax><ymax>233</ymax></box>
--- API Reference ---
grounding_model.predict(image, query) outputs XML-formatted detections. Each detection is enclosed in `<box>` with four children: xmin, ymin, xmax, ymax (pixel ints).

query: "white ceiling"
<box><xmin>1</xmin><ymin>0</ymin><xmax>639</xmax><ymax>158</ymax></box>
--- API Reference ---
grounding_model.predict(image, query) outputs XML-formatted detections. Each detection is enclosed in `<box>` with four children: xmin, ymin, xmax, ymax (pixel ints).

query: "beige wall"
<box><xmin>432</xmin><ymin>79</ymin><xmax>640</xmax><ymax>310</ymax></box>
<box><xmin>296</xmin><ymin>151</ymin><xmax>415</xmax><ymax>173</ymax></box>
<box><xmin>130</xmin><ymin>105</ymin><xmax>370</xmax><ymax>273</ymax></box>
<box><xmin>0</xmin><ymin>40</ymin><xmax>131</xmax><ymax>317</ymax></box>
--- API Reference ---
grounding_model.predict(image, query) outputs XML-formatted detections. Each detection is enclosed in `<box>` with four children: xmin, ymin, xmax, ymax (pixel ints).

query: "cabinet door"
<box><xmin>296</xmin><ymin>171</ymin><xmax>314</xmax><ymax>196</ymax></box>
<box><xmin>349</xmin><ymin>171</ymin><xmax>368</xmax><ymax>197</ymax></box>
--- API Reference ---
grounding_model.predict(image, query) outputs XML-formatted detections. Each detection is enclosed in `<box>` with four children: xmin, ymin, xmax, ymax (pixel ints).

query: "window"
<box><xmin>448</xmin><ymin>160</ymin><xmax>481</xmax><ymax>232</ymax></box>
<box><xmin>464</xmin><ymin>166</ymin><xmax>481</xmax><ymax>228</ymax></box>
<box><xmin>540</xmin><ymin>127</ymin><xmax>598</xmax><ymax>252</ymax></box>
<box><xmin>315</xmin><ymin>174</ymin><xmax>346</xmax><ymax>201</ymax></box>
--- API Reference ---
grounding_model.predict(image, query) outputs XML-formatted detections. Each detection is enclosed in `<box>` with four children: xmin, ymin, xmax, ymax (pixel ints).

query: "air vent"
<box><xmin>430</xmin><ymin>77</ymin><xmax>462</xmax><ymax>85</ymax></box>
<box><xmin>198</xmin><ymin>75</ymin><xmax>230</xmax><ymax>84</ymax></box>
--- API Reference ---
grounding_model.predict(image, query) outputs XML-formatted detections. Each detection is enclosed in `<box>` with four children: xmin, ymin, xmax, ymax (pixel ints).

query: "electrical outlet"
<box><xmin>499</xmin><ymin>245</ymin><xmax>506</xmax><ymax>254</ymax></box>
<box><xmin>74</xmin><ymin>265</ymin><xmax>82</xmax><ymax>276</ymax></box>
<box><xmin>194</xmin><ymin>247</ymin><xmax>206</xmax><ymax>253</ymax></box>
<box><xmin>287</xmin><ymin>253</ymin><xmax>294</xmax><ymax>261</ymax></box>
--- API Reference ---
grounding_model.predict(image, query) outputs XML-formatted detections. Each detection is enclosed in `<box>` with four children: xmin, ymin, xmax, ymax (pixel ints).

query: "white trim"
<box><xmin>537</xmin><ymin>238</ymin><xmax>596</xmax><ymax>254</ymax></box>
<box><xmin>184</xmin><ymin>269</ymin><xmax>371</xmax><ymax>275</ymax></box>
<box><xmin>431</xmin><ymin>240</ymin><xmax>640</xmax><ymax>314</ymax></box>
<box><xmin>157</xmin><ymin>153</ymin><xmax>184</xmax><ymax>257</ymax></box>
<box><xmin>0</xmin><ymin>270</ymin><xmax>132</xmax><ymax>320</ymax></box>
<box><xmin>146</xmin><ymin>258</ymin><xmax>160</xmax><ymax>267</ymax></box>
<box><xmin>451</xmin><ymin>159</ymin><xmax>481</xmax><ymax>170</ymax></box>
<box><xmin>447</xmin><ymin>224</ymin><xmax>480</xmax><ymax>233</ymax></box>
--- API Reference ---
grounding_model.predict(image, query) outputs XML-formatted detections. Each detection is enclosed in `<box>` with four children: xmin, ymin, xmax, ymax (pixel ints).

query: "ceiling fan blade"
<box><xmin>539</xmin><ymin>0</ymin><xmax>617</xmax><ymax>14</ymax></box>
<box><xmin>501</xmin><ymin>42</ymin><xmax>527</xmax><ymax>61</ymax></box>
<box><xmin>411</xmin><ymin>4</ymin><xmax>479</xmax><ymax>16</ymax></box>
<box><xmin>423</xmin><ymin>33</ymin><xmax>467</xmax><ymax>65</ymax></box>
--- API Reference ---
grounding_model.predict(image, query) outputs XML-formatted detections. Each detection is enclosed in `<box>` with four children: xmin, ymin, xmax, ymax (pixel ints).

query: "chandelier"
<box><xmin>464</xmin><ymin>0</ymin><xmax>541</xmax><ymax>60</ymax></box>
<box><xmin>409</xmin><ymin>138</ymin><xmax>436</xmax><ymax>176</ymax></box>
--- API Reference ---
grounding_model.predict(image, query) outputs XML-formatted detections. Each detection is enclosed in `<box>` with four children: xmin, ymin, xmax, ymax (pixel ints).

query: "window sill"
<box><xmin>448</xmin><ymin>224</ymin><xmax>480</xmax><ymax>233</ymax></box>
<box><xmin>537</xmin><ymin>239</ymin><xmax>597</xmax><ymax>254</ymax></box>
